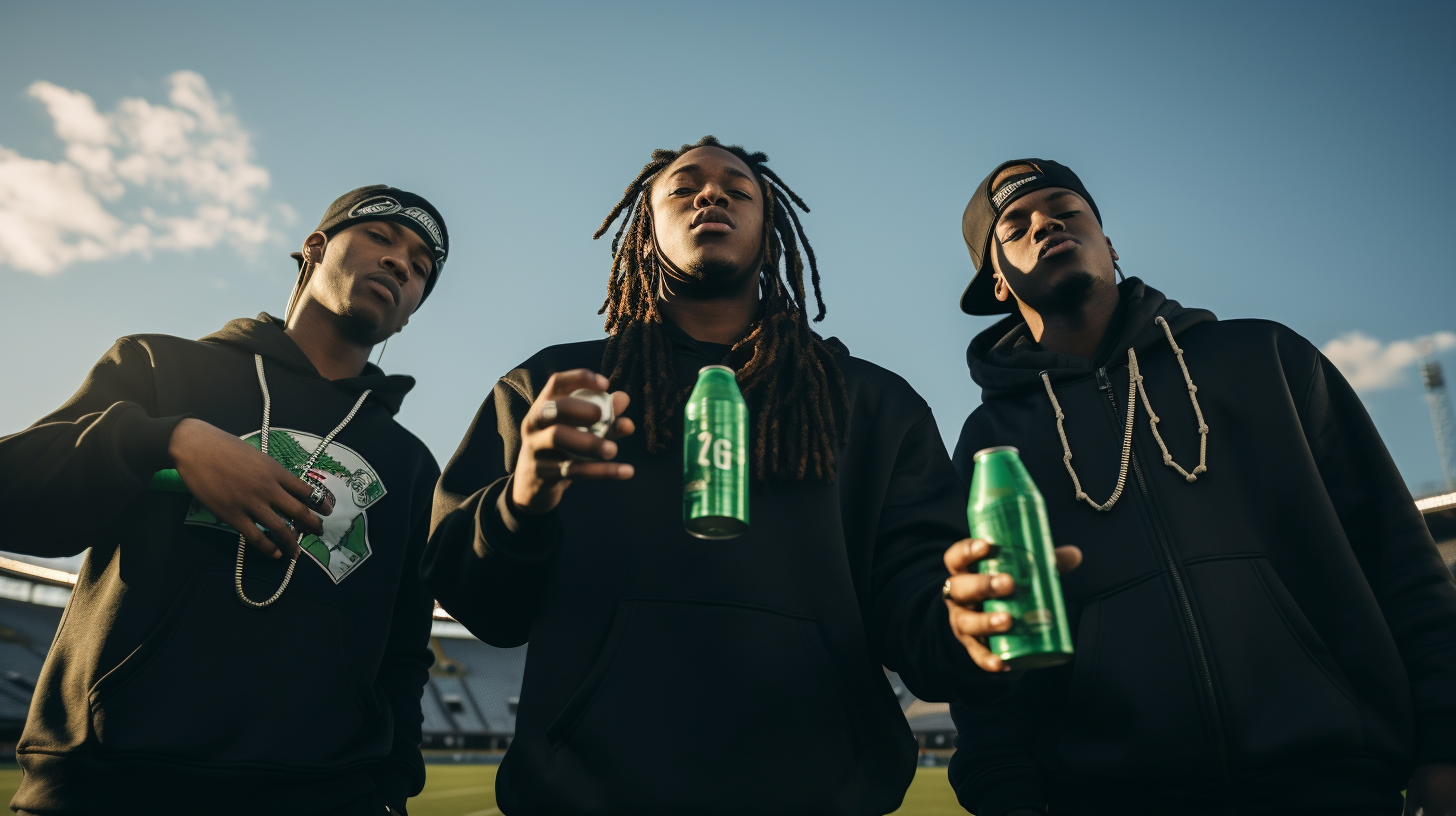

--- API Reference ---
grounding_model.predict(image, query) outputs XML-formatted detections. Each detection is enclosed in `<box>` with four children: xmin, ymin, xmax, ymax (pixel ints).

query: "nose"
<box><xmin>693</xmin><ymin>182</ymin><xmax>730</xmax><ymax>210</ymax></box>
<box><xmin>379</xmin><ymin>249</ymin><xmax>412</xmax><ymax>284</ymax></box>
<box><xmin>1030</xmin><ymin>210</ymin><xmax>1066</xmax><ymax>243</ymax></box>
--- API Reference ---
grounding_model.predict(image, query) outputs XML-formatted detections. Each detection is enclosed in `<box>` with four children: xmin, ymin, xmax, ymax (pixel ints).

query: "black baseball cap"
<box><xmin>959</xmin><ymin>159</ymin><xmax>1101</xmax><ymax>315</ymax></box>
<box><xmin>290</xmin><ymin>184</ymin><xmax>449</xmax><ymax>306</ymax></box>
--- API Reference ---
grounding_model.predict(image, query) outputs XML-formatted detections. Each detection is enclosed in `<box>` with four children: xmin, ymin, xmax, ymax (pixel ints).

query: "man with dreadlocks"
<box><xmin>426</xmin><ymin>137</ymin><xmax>1053</xmax><ymax>815</ymax></box>
<box><xmin>945</xmin><ymin>159</ymin><xmax>1456</xmax><ymax>815</ymax></box>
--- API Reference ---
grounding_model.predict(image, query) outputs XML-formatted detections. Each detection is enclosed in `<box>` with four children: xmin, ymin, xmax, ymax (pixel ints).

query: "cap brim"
<box><xmin>960</xmin><ymin>266</ymin><xmax>1016</xmax><ymax>315</ymax></box>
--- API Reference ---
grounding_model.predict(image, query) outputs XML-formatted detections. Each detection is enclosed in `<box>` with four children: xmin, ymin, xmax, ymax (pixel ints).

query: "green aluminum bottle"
<box><xmin>683</xmin><ymin>365</ymin><xmax>749</xmax><ymax>539</ymax></box>
<box><xmin>149</xmin><ymin>469</ymin><xmax>189</xmax><ymax>492</ymax></box>
<box><xmin>968</xmin><ymin>446</ymin><xmax>1074</xmax><ymax>669</ymax></box>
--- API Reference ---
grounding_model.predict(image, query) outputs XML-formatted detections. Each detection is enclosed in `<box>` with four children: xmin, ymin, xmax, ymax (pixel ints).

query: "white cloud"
<box><xmin>1322</xmin><ymin>331</ymin><xmax>1456</xmax><ymax>392</ymax></box>
<box><xmin>0</xmin><ymin>71</ymin><xmax>278</xmax><ymax>276</ymax></box>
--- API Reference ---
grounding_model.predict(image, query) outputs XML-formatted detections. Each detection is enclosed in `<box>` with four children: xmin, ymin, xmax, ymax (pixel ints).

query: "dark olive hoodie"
<box><xmin>947</xmin><ymin>279</ymin><xmax>1456</xmax><ymax>815</ymax></box>
<box><xmin>424</xmin><ymin>321</ymin><xmax>983</xmax><ymax>816</ymax></box>
<box><xmin>0</xmin><ymin>315</ymin><xmax>437</xmax><ymax>815</ymax></box>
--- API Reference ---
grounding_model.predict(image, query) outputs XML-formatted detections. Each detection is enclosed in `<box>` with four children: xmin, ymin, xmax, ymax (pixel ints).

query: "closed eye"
<box><xmin>1056</xmin><ymin>210</ymin><xmax>1081</xmax><ymax>220</ymax></box>
<box><xmin>1000</xmin><ymin>228</ymin><xmax>1026</xmax><ymax>242</ymax></box>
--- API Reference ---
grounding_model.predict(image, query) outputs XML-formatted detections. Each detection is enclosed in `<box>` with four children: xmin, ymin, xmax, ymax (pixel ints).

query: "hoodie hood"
<box><xmin>200</xmin><ymin>313</ymin><xmax>416</xmax><ymax>415</ymax></box>
<box><xmin>967</xmin><ymin>278</ymin><xmax>1216</xmax><ymax>399</ymax></box>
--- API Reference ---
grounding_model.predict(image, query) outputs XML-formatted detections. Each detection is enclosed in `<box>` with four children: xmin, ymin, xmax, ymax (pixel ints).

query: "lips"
<box><xmin>691</xmin><ymin>208</ymin><xmax>734</xmax><ymax>232</ymax></box>
<box><xmin>365</xmin><ymin>274</ymin><xmax>400</xmax><ymax>307</ymax></box>
<box><xmin>1040</xmin><ymin>238</ymin><xmax>1079</xmax><ymax>260</ymax></box>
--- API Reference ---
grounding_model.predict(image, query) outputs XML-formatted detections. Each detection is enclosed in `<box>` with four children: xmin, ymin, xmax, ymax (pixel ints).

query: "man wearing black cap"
<box><xmin>945</xmin><ymin>161</ymin><xmax>1456</xmax><ymax>815</ymax></box>
<box><xmin>0</xmin><ymin>185</ymin><xmax>448</xmax><ymax>815</ymax></box>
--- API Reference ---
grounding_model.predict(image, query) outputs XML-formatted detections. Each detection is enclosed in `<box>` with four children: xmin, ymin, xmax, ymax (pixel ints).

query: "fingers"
<box><xmin>606</xmin><ymin>392</ymin><xmax>634</xmax><ymax>440</ymax></box>
<box><xmin>273</xmin><ymin>490</ymin><xmax>323</xmax><ymax>537</ymax></box>
<box><xmin>534</xmin><ymin>457</ymin><xmax>634</xmax><ymax>483</ymax></box>
<box><xmin>943</xmin><ymin>572</ymin><xmax>1015</xmax><ymax>606</ymax></box>
<box><xmin>527</xmin><ymin>395</ymin><xmax>610</xmax><ymax>433</ymax></box>
<box><xmin>541</xmin><ymin>369</ymin><xmax>611</xmax><ymax>401</ymax></box>
<box><xmin>260</xmin><ymin>508</ymin><xmax>303</xmax><ymax>559</ymax></box>
<box><xmin>944</xmin><ymin>538</ymin><xmax>995</xmax><ymax>574</ymax></box>
<box><xmin>226</xmin><ymin>510</ymin><xmax>284</xmax><ymax>560</ymax></box>
<box><xmin>608</xmin><ymin>416</ymin><xmax>635</xmax><ymax>440</ymax></box>
<box><xmin>1055</xmin><ymin>545</ymin><xmax>1083</xmax><ymax>574</ymax></box>
<box><xmin>946</xmin><ymin>603</ymin><xmax>1011</xmax><ymax>672</ymax></box>
<box><xmin>531</xmin><ymin>424</ymin><xmax>620</xmax><ymax>461</ymax></box>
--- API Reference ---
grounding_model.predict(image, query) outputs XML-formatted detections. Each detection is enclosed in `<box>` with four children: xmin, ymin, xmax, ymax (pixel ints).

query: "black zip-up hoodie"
<box><xmin>946</xmin><ymin>280</ymin><xmax>1456</xmax><ymax>815</ymax></box>
<box><xmin>0</xmin><ymin>315</ymin><xmax>437</xmax><ymax>815</ymax></box>
<box><xmin>424</xmin><ymin>322</ymin><xmax>982</xmax><ymax>816</ymax></box>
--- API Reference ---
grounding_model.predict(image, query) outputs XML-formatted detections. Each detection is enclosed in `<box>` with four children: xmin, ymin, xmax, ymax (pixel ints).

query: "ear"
<box><xmin>1106</xmin><ymin>237</ymin><xmax>1119</xmax><ymax>262</ymax></box>
<box><xmin>993</xmin><ymin>271</ymin><xmax>1012</xmax><ymax>303</ymax></box>
<box><xmin>302</xmin><ymin>231</ymin><xmax>328</xmax><ymax>265</ymax></box>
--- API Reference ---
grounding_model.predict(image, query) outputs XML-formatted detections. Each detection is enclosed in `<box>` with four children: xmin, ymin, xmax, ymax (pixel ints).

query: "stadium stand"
<box><xmin>1</xmin><ymin>489</ymin><xmax>1451</xmax><ymax>759</ymax></box>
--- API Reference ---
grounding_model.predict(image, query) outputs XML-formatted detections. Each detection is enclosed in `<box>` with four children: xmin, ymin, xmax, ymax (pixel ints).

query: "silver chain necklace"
<box><xmin>1040</xmin><ymin>316</ymin><xmax>1209</xmax><ymax>512</ymax></box>
<box><xmin>236</xmin><ymin>354</ymin><xmax>371</xmax><ymax>608</ymax></box>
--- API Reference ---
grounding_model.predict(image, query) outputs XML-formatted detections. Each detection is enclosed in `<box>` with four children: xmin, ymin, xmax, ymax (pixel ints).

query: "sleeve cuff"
<box><xmin>371</xmin><ymin>760</ymin><xmax>418</xmax><ymax>812</ymax></box>
<box><xmin>110</xmin><ymin>405</ymin><xmax>190</xmax><ymax>481</ymax></box>
<box><xmin>954</xmin><ymin>765</ymin><xmax>1048</xmax><ymax>816</ymax></box>
<box><xmin>473</xmin><ymin>475</ymin><xmax>563</xmax><ymax>563</ymax></box>
<box><xmin>1417</xmin><ymin>712</ymin><xmax>1456</xmax><ymax>764</ymax></box>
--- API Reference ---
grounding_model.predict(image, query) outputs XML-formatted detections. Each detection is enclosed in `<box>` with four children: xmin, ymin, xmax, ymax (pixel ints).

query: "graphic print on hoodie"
<box><xmin>0</xmin><ymin>314</ymin><xmax>438</xmax><ymax>816</ymax></box>
<box><xmin>945</xmin><ymin>279</ymin><xmax>1456</xmax><ymax>816</ymax></box>
<box><xmin>183</xmin><ymin>429</ymin><xmax>387</xmax><ymax>582</ymax></box>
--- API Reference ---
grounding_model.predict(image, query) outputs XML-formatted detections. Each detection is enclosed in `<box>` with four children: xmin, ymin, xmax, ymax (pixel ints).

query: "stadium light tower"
<box><xmin>1420</xmin><ymin>355</ymin><xmax>1456</xmax><ymax>491</ymax></box>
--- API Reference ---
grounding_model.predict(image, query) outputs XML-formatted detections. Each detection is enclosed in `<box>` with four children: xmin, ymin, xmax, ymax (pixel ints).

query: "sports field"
<box><xmin>0</xmin><ymin>764</ymin><xmax>965</xmax><ymax>814</ymax></box>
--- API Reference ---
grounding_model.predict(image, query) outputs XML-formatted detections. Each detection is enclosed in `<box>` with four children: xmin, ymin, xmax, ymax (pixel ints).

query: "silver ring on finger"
<box><xmin>558</xmin><ymin>459</ymin><xmax>572</xmax><ymax>480</ymax></box>
<box><xmin>942</xmin><ymin>577</ymin><xmax>953</xmax><ymax>601</ymax></box>
<box><xmin>541</xmin><ymin>400</ymin><xmax>558</xmax><ymax>423</ymax></box>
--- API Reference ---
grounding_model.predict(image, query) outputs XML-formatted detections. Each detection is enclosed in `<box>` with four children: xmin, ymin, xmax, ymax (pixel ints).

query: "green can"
<box><xmin>683</xmin><ymin>365</ymin><xmax>749</xmax><ymax>539</ymax></box>
<box><xmin>969</xmin><ymin>446</ymin><xmax>1074</xmax><ymax>670</ymax></box>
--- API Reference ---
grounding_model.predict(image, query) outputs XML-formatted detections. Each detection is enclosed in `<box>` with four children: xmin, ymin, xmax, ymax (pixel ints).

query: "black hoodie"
<box><xmin>0</xmin><ymin>315</ymin><xmax>437</xmax><ymax>815</ymax></box>
<box><xmin>946</xmin><ymin>280</ymin><xmax>1456</xmax><ymax>815</ymax></box>
<box><xmin>424</xmin><ymin>322</ymin><xmax>983</xmax><ymax>816</ymax></box>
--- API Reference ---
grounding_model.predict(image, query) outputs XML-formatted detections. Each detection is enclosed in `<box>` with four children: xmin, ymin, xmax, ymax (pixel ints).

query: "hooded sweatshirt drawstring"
<box><xmin>1041</xmin><ymin>316</ymin><xmax>1209</xmax><ymax>512</ymax></box>
<box><xmin>236</xmin><ymin>353</ymin><xmax>371</xmax><ymax>608</ymax></box>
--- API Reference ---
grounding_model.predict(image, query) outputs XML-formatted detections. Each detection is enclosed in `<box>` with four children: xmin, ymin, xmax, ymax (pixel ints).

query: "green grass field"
<box><xmin>0</xmin><ymin>763</ymin><xmax>963</xmax><ymax>815</ymax></box>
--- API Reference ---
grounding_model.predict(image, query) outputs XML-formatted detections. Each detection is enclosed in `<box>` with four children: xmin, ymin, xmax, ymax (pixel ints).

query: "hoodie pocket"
<box><xmin>89</xmin><ymin>578</ymin><xmax>375</xmax><ymax>768</ymax></box>
<box><xmin>545</xmin><ymin>599</ymin><xmax>859</xmax><ymax>810</ymax></box>
<box><xmin>1185</xmin><ymin>557</ymin><xmax>1363</xmax><ymax>767</ymax></box>
<box><xmin>1055</xmin><ymin>576</ymin><xmax>1220</xmax><ymax>781</ymax></box>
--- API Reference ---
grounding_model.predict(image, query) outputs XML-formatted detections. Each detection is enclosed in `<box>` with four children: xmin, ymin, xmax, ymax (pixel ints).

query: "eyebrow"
<box><xmin>668</xmin><ymin>163</ymin><xmax>756</xmax><ymax>183</ymax></box>
<box><xmin>999</xmin><ymin>190</ymin><xmax>1079</xmax><ymax>223</ymax></box>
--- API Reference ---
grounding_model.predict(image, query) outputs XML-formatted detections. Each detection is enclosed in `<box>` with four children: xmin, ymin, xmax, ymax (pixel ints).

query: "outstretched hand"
<box><xmin>942</xmin><ymin>538</ymin><xmax>1083</xmax><ymax>672</ymax></box>
<box><xmin>1406</xmin><ymin>763</ymin><xmax>1456</xmax><ymax>816</ymax></box>
<box><xmin>167</xmin><ymin>418</ymin><xmax>328</xmax><ymax>559</ymax></box>
<box><xmin>510</xmin><ymin>369</ymin><xmax>636</xmax><ymax>515</ymax></box>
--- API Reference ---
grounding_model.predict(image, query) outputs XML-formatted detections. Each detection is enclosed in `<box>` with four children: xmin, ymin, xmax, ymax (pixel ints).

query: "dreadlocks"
<box><xmin>593</xmin><ymin>136</ymin><xmax>850</xmax><ymax>482</ymax></box>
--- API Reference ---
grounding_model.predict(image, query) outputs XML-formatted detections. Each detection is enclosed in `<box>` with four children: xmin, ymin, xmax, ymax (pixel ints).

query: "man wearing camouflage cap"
<box><xmin>0</xmin><ymin>185</ymin><xmax>448</xmax><ymax>815</ymax></box>
<box><xmin>943</xmin><ymin>160</ymin><xmax>1456</xmax><ymax>815</ymax></box>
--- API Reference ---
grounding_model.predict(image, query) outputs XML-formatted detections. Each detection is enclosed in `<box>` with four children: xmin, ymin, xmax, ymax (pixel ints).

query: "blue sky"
<box><xmin>2</xmin><ymin>0</ymin><xmax>1454</xmax><ymax>494</ymax></box>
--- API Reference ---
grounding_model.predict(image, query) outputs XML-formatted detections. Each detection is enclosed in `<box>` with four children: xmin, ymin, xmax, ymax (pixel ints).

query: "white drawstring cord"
<box><xmin>235</xmin><ymin>354</ymin><xmax>371</xmax><ymax>608</ymax></box>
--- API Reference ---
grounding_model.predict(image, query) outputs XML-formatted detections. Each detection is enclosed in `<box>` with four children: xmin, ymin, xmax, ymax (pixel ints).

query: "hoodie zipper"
<box><xmin>1096</xmin><ymin>366</ymin><xmax>1230</xmax><ymax>780</ymax></box>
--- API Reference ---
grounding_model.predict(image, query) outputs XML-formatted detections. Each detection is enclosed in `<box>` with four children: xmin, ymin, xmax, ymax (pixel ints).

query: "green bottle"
<box><xmin>968</xmin><ymin>446</ymin><xmax>1073</xmax><ymax>669</ymax></box>
<box><xmin>683</xmin><ymin>365</ymin><xmax>749</xmax><ymax>539</ymax></box>
<box><xmin>149</xmin><ymin>469</ymin><xmax>188</xmax><ymax>492</ymax></box>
